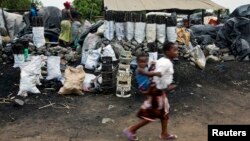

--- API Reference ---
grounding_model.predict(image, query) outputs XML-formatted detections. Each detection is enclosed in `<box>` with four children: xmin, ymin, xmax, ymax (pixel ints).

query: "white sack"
<box><xmin>115</xmin><ymin>22</ymin><xmax>125</xmax><ymax>40</ymax></box>
<box><xmin>98</xmin><ymin>44</ymin><xmax>117</xmax><ymax>61</ymax></box>
<box><xmin>81</xmin><ymin>33</ymin><xmax>101</xmax><ymax>64</ymax></box>
<box><xmin>104</xmin><ymin>20</ymin><xmax>115</xmax><ymax>41</ymax></box>
<box><xmin>79</xmin><ymin>20</ymin><xmax>92</xmax><ymax>35</ymax></box>
<box><xmin>83</xmin><ymin>73</ymin><xmax>96</xmax><ymax>91</ymax></box>
<box><xmin>3</xmin><ymin>11</ymin><xmax>26</xmax><ymax>39</ymax></box>
<box><xmin>85</xmin><ymin>50</ymin><xmax>100</xmax><ymax>70</ymax></box>
<box><xmin>126</xmin><ymin>22</ymin><xmax>135</xmax><ymax>41</ymax></box>
<box><xmin>157</xmin><ymin>24</ymin><xmax>166</xmax><ymax>43</ymax></box>
<box><xmin>146</xmin><ymin>12</ymin><xmax>171</xmax><ymax>17</ymax></box>
<box><xmin>167</xmin><ymin>26</ymin><xmax>177</xmax><ymax>43</ymax></box>
<box><xmin>32</xmin><ymin>27</ymin><xmax>46</xmax><ymax>48</ymax></box>
<box><xmin>134</xmin><ymin>22</ymin><xmax>146</xmax><ymax>44</ymax></box>
<box><xmin>31</xmin><ymin>56</ymin><xmax>43</xmax><ymax>85</ymax></box>
<box><xmin>146</xmin><ymin>24</ymin><xmax>157</xmax><ymax>43</ymax></box>
<box><xmin>18</xmin><ymin>56</ymin><xmax>42</xmax><ymax>97</ymax></box>
<box><xmin>13</xmin><ymin>54</ymin><xmax>25</xmax><ymax>68</ymax></box>
<box><xmin>189</xmin><ymin>45</ymin><xmax>206</xmax><ymax>70</ymax></box>
<box><xmin>46</xmin><ymin>56</ymin><xmax>62</xmax><ymax>80</ymax></box>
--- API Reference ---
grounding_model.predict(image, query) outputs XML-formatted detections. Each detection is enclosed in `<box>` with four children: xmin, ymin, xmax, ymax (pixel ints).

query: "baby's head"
<box><xmin>163</xmin><ymin>42</ymin><xmax>179</xmax><ymax>59</ymax></box>
<box><xmin>136</xmin><ymin>52</ymin><xmax>149</xmax><ymax>69</ymax></box>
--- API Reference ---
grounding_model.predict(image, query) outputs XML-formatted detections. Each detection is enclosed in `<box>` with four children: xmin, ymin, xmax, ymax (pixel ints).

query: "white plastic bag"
<box><xmin>115</xmin><ymin>22</ymin><xmax>125</xmax><ymax>40</ymax></box>
<box><xmin>157</xmin><ymin>24</ymin><xmax>166</xmax><ymax>43</ymax></box>
<box><xmin>85</xmin><ymin>50</ymin><xmax>100</xmax><ymax>70</ymax></box>
<box><xmin>5</xmin><ymin>11</ymin><xmax>26</xmax><ymax>39</ymax></box>
<box><xmin>146</xmin><ymin>24</ymin><xmax>157</xmax><ymax>43</ymax></box>
<box><xmin>104</xmin><ymin>20</ymin><xmax>115</xmax><ymax>41</ymax></box>
<box><xmin>98</xmin><ymin>44</ymin><xmax>117</xmax><ymax>61</ymax></box>
<box><xmin>167</xmin><ymin>26</ymin><xmax>177</xmax><ymax>43</ymax></box>
<box><xmin>189</xmin><ymin>45</ymin><xmax>206</xmax><ymax>69</ymax></box>
<box><xmin>18</xmin><ymin>72</ymin><xmax>40</xmax><ymax>97</ymax></box>
<box><xmin>18</xmin><ymin>57</ymin><xmax>42</xmax><ymax>97</ymax></box>
<box><xmin>46</xmin><ymin>56</ymin><xmax>62</xmax><ymax>80</ymax></box>
<box><xmin>135</xmin><ymin>22</ymin><xmax>146</xmax><ymax>44</ymax></box>
<box><xmin>126</xmin><ymin>22</ymin><xmax>135</xmax><ymax>41</ymax></box>
<box><xmin>83</xmin><ymin>73</ymin><xmax>96</xmax><ymax>91</ymax></box>
<box><xmin>31</xmin><ymin>56</ymin><xmax>43</xmax><ymax>85</ymax></box>
<box><xmin>32</xmin><ymin>27</ymin><xmax>46</xmax><ymax>48</ymax></box>
<box><xmin>81</xmin><ymin>49</ymin><xmax>89</xmax><ymax>65</ymax></box>
<box><xmin>82</xmin><ymin>33</ymin><xmax>101</xmax><ymax>51</ymax></box>
<box><xmin>81</xmin><ymin>33</ymin><xmax>101</xmax><ymax>64</ymax></box>
<box><xmin>13</xmin><ymin>54</ymin><xmax>25</xmax><ymax>68</ymax></box>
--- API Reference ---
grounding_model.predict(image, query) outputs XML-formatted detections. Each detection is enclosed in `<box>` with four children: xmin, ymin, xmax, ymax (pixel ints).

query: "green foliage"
<box><xmin>0</xmin><ymin>0</ymin><xmax>42</xmax><ymax>10</ymax></box>
<box><xmin>73</xmin><ymin>0</ymin><xmax>103</xmax><ymax>20</ymax></box>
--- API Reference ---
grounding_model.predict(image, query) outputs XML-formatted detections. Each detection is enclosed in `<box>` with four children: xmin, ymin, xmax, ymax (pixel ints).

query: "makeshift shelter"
<box><xmin>104</xmin><ymin>0</ymin><xmax>225</xmax><ymax>11</ymax></box>
<box><xmin>104</xmin><ymin>0</ymin><xmax>226</xmax><ymax>26</ymax></box>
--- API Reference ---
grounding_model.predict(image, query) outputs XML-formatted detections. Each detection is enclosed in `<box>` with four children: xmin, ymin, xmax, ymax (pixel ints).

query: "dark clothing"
<box><xmin>62</xmin><ymin>9</ymin><xmax>71</xmax><ymax>20</ymax></box>
<box><xmin>30</xmin><ymin>7</ymin><xmax>38</xmax><ymax>17</ymax></box>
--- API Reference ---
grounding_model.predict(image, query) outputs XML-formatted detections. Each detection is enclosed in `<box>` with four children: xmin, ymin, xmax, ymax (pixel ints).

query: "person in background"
<box><xmin>59</xmin><ymin>1</ymin><xmax>73</xmax><ymax>47</ymax></box>
<box><xmin>30</xmin><ymin>2</ymin><xmax>38</xmax><ymax>17</ymax></box>
<box><xmin>71</xmin><ymin>13</ymin><xmax>82</xmax><ymax>48</ymax></box>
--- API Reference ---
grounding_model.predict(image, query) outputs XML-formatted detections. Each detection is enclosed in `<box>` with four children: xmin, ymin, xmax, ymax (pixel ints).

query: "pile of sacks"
<box><xmin>103</xmin><ymin>12</ymin><xmax>177</xmax><ymax>44</ymax></box>
<box><xmin>16</xmin><ymin>55</ymin><xmax>93</xmax><ymax>97</ymax></box>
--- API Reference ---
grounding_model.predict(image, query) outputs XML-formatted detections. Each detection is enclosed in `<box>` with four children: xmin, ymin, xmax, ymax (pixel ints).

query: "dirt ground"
<box><xmin>0</xmin><ymin>60</ymin><xmax>250</xmax><ymax>141</ymax></box>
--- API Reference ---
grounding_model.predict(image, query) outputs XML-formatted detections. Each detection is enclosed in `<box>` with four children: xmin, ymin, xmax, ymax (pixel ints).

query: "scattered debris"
<box><xmin>196</xmin><ymin>84</ymin><xmax>203</xmax><ymax>88</ymax></box>
<box><xmin>232</xmin><ymin>80</ymin><xmax>248</xmax><ymax>86</ymax></box>
<box><xmin>108</xmin><ymin>105</ymin><xmax>115</xmax><ymax>110</ymax></box>
<box><xmin>14</xmin><ymin>99</ymin><xmax>25</xmax><ymax>106</ymax></box>
<box><xmin>38</xmin><ymin>102</ymin><xmax>55</xmax><ymax>110</ymax></box>
<box><xmin>54</xmin><ymin>103</ymin><xmax>77</xmax><ymax>109</ymax></box>
<box><xmin>0</xmin><ymin>98</ymin><xmax>12</xmax><ymax>104</ymax></box>
<box><xmin>102</xmin><ymin>118</ymin><xmax>115</xmax><ymax>124</ymax></box>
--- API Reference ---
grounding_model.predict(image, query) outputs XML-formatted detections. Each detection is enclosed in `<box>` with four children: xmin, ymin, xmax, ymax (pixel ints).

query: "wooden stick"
<box><xmin>38</xmin><ymin>103</ymin><xmax>55</xmax><ymax>110</ymax></box>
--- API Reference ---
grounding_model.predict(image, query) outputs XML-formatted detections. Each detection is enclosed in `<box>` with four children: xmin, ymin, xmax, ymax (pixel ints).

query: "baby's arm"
<box><xmin>138</xmin><ymin>68</ymin><xmax>161</xmax><ymax>77</ymax></box>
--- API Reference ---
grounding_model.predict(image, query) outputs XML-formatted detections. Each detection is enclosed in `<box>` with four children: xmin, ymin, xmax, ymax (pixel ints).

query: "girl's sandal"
<box><xmin>159</xmin><ymin>134</ymin><xmax>178</xmax><ymax>140</ymax></box>
<box><xmin>123</xmin><ymin>128</ymin><xmax>139</xmax><ymax>141</ymax></box>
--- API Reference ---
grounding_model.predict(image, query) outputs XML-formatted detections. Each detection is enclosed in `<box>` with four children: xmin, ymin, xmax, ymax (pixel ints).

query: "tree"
<box><xmin>73</xmin><ymin>0</ymin><xmax>103</xmax><ymax>20</ymax></box>
<box><xmin>0</xmin><ymin>0</ymin><xmax>42</xmax><ymax>10</ymax></box>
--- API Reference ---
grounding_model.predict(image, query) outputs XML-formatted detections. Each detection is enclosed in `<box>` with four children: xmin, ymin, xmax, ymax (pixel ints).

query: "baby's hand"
<box><xmin>156</xmin><ymin>72</ymin><xmax>162</xmax><ymax>77</ymax></box>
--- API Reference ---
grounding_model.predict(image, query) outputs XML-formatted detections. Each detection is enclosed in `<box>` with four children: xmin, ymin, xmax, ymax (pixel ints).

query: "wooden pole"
<box><xmin>217</xmin><ymin>9</ymin><xmax>221</xmax><ymax>24</ymax></box>
<box><xmin>201</xmin><ymin>9</ymin><xmax>205</xmax><ymax>24</ymax></box>
<box><xmin>187</xmin><ymin>14</ymin><xmax>190</xmax><ymax>27</ymax></box>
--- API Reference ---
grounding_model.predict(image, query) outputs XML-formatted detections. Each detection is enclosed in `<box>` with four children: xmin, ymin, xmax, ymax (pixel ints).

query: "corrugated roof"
<box><xmin>104</xmin><ymin>0</ymin><xmax>226</xmax><ymax>11</ymax></box>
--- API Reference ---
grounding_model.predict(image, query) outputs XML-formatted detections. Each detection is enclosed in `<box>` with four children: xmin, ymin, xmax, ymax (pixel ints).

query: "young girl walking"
<box><xmin>123</xmin><ymin>42</ymin><xmax>179</xmax><ymax>140</ymax></box>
